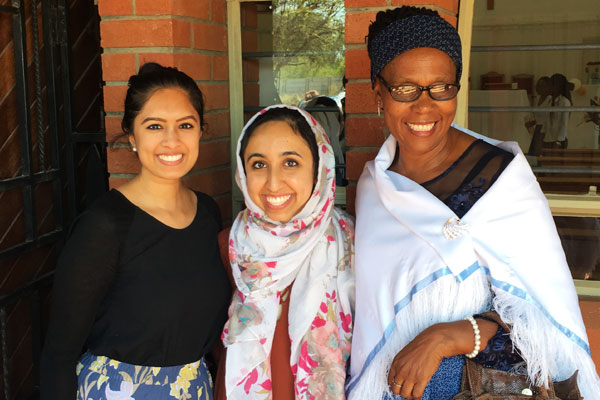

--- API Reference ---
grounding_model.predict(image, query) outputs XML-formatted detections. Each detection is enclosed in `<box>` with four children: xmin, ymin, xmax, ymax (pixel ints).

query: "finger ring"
<box><xmin>391</xmin><ymin>379</ymin><xmax>402</xmax><ymax>388</ymax></box>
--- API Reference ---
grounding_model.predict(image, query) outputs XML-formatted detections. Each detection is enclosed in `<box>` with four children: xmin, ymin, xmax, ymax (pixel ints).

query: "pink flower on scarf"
<box><xmin>339</xmin><ymin>312</ymin><xmax>352</xmax><ymax>333</ymax></box>
<box><xmin>239</xmin><ymin>368</ymin><xmax>258</xmax><ymax>394</ymax></box>
<box><xmin>312</xmin><ymin>321</ymin><xmax>342</xmax><ymax>364</ymax></box>
<box><xmin>320</xmin><ymin>302</ymin><xmax>328</xmax><ymax>313</ymax></box>
<box><xmin>241</xmin><ymin>261</ymin><xmax>273</xmax><ymax>280</ymax></box>
<box><xmin>259</xmin><ymin>379</ymin><xmax>272</xmax><ymax>390</ymax></box>
<box><xmin>229</xmin><ymin>239</ymin><xmax>236</xmax><ymax>262</ymax></box>
<box><xmin>312</xmin><ymin>315</ymin><xmax>326</xmax><ymax>328</ymax></box>
<box><xmin>298</xmin><ymin>341</ymin><xmax>319</xmax><ymax>374</ymax></box>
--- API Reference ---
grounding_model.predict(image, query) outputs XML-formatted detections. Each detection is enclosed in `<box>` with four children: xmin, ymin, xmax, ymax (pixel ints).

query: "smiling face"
<box><xmin>243</xmin><ymin>120</ymin><xmax>315</xmax><ymax>223</ymax></box>
<box><xmin>375</xmin><ymin>47</ymin><xmax>458</xmax><ymax>156</ymax></box>
<box><xmin>129</xmin><ymin>87</ymin><xmax>202</xmax><ymax>183</ymax></box>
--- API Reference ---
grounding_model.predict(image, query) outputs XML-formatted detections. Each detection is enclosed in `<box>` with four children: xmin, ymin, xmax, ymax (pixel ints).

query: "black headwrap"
<box><xmin>368</xmin><ymin>14</ymin><xmax>462</xmax><ymax>88</ymax></box>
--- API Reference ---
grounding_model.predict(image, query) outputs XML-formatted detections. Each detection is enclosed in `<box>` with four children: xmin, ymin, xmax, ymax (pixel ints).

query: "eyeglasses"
<box><xmin>378</xmin><ymin>76</ymin><xmax>460</xmax><ymax>102</ymax></box>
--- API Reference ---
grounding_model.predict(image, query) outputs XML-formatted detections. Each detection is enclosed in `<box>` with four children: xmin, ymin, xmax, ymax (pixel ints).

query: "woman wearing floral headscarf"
<box><xmin>214</xmin><ymin>105</ymin><xmax>354</xmax><ymax>400</ymax></box>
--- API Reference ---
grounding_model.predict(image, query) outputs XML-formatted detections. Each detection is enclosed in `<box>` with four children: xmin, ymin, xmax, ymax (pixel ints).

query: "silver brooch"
<box><xmin>442</xmin><ymin>217</ymin><xmax>469</xmax><ymax>240</ymax></box>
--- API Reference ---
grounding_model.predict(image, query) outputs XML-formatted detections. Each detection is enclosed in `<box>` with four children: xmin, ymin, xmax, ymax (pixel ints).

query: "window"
<box><xmin>457</xmin><ymin>0</ymin><xmax>600</xmax><ymax>290</ymax></box>
<box><xmin>227</xmin><ymin>0</ymin><xmax>346</xmax><ymax>214</ymax></box>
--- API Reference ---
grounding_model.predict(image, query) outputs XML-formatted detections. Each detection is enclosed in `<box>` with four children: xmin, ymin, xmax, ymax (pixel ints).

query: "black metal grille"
<box><xmin>0</xmin><ymin>0</ymin><xmax>106</xmax><ymax>397</ymax></box>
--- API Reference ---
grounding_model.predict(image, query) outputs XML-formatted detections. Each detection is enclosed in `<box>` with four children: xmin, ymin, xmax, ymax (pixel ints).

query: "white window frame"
<box><xmin>227</xmin><ymin>0</ymin><xmax>272</xmax><ymax>215</ymax></box>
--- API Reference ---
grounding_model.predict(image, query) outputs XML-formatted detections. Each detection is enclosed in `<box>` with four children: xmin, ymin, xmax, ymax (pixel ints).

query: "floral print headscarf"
<box><xmin>222</xmin><ymin>105</ymin><xmax>355</xmax><ymax>400</ymax></box>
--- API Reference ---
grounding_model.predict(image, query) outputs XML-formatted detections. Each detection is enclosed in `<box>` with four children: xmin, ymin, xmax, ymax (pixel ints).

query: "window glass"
<box><xmin>242</xmin><ymin>0</ymin><xmax>345</xmax><ymax>108</ymax></box>
<box><xmin>241</xmin><ymin>1</ymin><xmax>347</xmax><ymax>187</ymax></box>
<box><xmin>469</xmin><ymin>0</ymin><xmax>600</xmax><ymax>173</ymax></box>
<box><xmin>468</xmin><ymin>0</ymin><xmax>600</xmax><ymax>281</ymax></box>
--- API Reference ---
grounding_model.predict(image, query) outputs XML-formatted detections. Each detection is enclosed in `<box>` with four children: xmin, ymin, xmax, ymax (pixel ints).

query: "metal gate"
<box><xmin>0</xmin><ymin>0</ymin><xmax>106</xmax><ymax>397</ymax></box>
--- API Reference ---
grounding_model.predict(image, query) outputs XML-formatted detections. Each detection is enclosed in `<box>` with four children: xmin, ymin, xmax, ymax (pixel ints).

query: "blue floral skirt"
<box><xmin>76</xmin><ymin>352</ymin><xmax>213</xmax><ymax>400</ymax></box>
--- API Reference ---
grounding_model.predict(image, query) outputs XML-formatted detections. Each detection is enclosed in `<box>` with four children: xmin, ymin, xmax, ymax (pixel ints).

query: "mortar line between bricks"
<box><xmin>346</xmin><ymin>44</ymin><xmax>367</xmax><ymax>50</ymax></box>
<box><xmin>104</xmin><ymin>81</ymin><xmax>230</xmax><ymax>88</ymax></box>
<box><xmin>101</xmin><ymin>15</ymin><xmax>227</xmax><ymax>24</ymax></box>
<box><xmin>107</xmin><ymin>108</ymin><xmax>232</xmax><ymax>116</ymax></box>
<box><xmin>346</xmin><ymin>113</ymin><xmax>383</xmax><ymax>118</ymax></box>
<box><xmin>345</xmin><ymin>5</ymin><xmax>456</xmax><ymax>16</ymax></box>
<box><xmin>104</xmin><ymin>79</ymin><xmax>230</xmax><ymax>86</ymax></box>
<box><xmin>110</xmin><ymin>165</ymin><xmax>231</xmax><ymax>177</ymax></box>
<box><xmin>105</xmin><ymin>81</ymin><xmax>129</xmax><ymax>86</ymax></box>
<box><xmin>347</xmin><ymin>146</ymin><xmax>381</xmax><ymax>151</ymax></box>
<box><xmin>110</xmin><ymin>172</ymin><xmax>137</xmax><ymax>179</ymax></box>
<box><xmin>110</xmin><ymin>137</ymin><xmax>229</xmax><ymax>148</ymax></box>
<box><xmin>185</xmin><ymin>164</ymin><xmax>231</xmax><ymax>176</ymax></box>
<box><xmin>346</xmin><ymin>78</ymin><xmax>371</xmax><ymax>83</ymax></box>
<box><xmin>199</xmin><ymin>137</ymin><xmax>230</xmax><ymax>144</ymax></box>
<box><xmin>103</xmin><ymin>47</ymin><xmax>228</xmax><ymax>55</ymax></box>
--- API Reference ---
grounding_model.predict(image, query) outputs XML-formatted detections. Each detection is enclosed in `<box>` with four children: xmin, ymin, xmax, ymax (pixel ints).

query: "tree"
<box><xmin>271</xmin><ymin>0</ymin><xmax>345</xmax><ymax>79</ymax></box>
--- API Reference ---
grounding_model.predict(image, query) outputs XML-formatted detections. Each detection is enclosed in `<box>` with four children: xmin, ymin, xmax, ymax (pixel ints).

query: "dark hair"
<box><xmin>536</xmin><ymin>76</ymin><xmax>551</xmax><ymax>86</ymax></box>
<box><xmin>550</xmin><ymin>73</ymin><xmax>574</xmax><ymax>103</ymax></box>
<box><xmin>366</xmin><ymin>6</ymin><xmax>440</xmax><ymax>53</ymax></box>
<box><xmin>120</xmin><ymin>62</ymin><xmax>205</xmax><ymax>138</ymax></box>
<box><xmin>240</xmin><ymin>108</ymin><xmax>319</xmax><ymax>182</ymax></box>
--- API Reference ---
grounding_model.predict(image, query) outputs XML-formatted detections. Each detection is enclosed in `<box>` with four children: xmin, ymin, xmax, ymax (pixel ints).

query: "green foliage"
<box><xmin>272</xmin><ymin>0</ymin><xmax>345</xmax><ymax>78</ymax></box>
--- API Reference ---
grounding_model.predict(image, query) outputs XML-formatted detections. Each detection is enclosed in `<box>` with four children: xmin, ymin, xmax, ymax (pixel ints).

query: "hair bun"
<box><xmin>138</xmin><ymin>62</ymin><xmax>166</xmax><ymax>76</ymax></box>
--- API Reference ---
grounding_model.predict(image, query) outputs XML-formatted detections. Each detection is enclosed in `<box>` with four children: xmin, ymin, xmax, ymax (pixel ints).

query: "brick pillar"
<box><xmin>344</xmin><ymin>0</ymin><xmax>459</xmax><ymax>214</ymax></box>
<box><xmin>98</xmin><ymin>0</ymin><xmax>232</xmax><ymax>222</ymax></box>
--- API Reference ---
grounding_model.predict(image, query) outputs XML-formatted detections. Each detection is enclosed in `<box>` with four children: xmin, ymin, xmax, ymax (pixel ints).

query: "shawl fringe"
<box><xmin>493</xmin><ymin>289</ymin><xmax>600</xmax><ymax>399</ymax></box>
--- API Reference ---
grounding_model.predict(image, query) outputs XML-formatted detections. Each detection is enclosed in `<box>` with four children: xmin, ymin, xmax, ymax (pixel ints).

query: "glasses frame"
<box><xmin>378</xmin><ymin>75</ymin><xmax>461</xmax><ymax>102</ymax></box>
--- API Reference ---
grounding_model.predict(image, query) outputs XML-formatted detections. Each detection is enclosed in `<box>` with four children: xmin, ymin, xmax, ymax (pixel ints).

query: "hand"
<box><xmin>387</xmin><ymin>324</ymin><xmax>448</xmax><ymax>399</ymax></box>
<box><xmin>387</xmin><ymin>319</ymin><xmax>498</xmax><ymax>399</ymax></box>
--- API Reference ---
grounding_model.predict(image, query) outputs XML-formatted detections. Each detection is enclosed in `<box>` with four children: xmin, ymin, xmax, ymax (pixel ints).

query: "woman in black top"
<box><xmin>41</xmin><ymin>63</ymin><xmax>231</xmax><ymax>399</ymax></box>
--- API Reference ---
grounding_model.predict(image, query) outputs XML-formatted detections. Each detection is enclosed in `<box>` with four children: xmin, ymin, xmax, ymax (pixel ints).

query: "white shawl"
<box><xmin>348</xmin><ymin>125</ymin><xmax>600</xmax><ymax>400</ymax></box>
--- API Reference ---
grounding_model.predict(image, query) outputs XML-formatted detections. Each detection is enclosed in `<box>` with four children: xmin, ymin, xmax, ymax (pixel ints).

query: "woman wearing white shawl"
<box><xmin>218</xmin><ymin>105</ymin><xmax>354</xmax><ymax>399</ymax></box>
<box><xmin>348</xmin><ymin>6</ymin><xmax>600</xmax><ymax>400</ymax></box>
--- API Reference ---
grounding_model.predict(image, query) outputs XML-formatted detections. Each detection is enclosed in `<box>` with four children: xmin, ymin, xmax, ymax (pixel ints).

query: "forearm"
<box><xmin>428</xmin><ymin>317</ymin><xmax>499</xmax><ymax>358</ymax></box>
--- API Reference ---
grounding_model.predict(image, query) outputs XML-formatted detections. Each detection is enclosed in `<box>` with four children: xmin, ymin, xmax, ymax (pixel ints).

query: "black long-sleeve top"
<box><xmin>40</xmin><ymin>189</ymin><xmax>231</xmax><ymax>399</ymax></box>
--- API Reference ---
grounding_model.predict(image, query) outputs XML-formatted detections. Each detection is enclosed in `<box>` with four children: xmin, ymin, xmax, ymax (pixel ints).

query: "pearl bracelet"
<box><xmin>464</xmin><ymin>316</ymin><xmax>481</xmax><ymax>358</ymax></box>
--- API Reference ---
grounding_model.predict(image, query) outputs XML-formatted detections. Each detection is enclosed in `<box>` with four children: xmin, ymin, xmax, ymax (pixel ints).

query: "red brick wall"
<box><xmin>344</xmin><ymin>0</ymin><xmax>459</xmax><ymax>214</ymax></box>
<box><xmin>98</xmin><ymin>0</ymin><xmax>232</xmax><ymax>222</ymax></box>
<box><xmin>580</xmin><ymin>300</ymin><xmax>600</xmax><ymax>373</ymax></box>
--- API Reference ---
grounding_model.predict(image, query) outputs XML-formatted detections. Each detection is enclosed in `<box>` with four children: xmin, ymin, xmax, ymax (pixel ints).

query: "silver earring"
<box><xmin>377</xmin><ymin>101</ymin><xmax>381</xmax><ymax>117</ymax></box>
<box><xmin>132</xmin><ymin>146</ymin><xmax>137</xmax><ymax>152</ymax></box>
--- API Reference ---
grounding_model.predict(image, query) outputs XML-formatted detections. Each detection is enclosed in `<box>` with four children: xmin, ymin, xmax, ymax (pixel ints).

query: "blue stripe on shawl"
<box><xmin>479</xmin><ymin>267</ymin><xmax>591</xmax><ymax>355</ymax></box>
<box><xmin>346</xmin><ymin>261</ymin><xmax>590</xmax><ymax>395</ymax></box>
